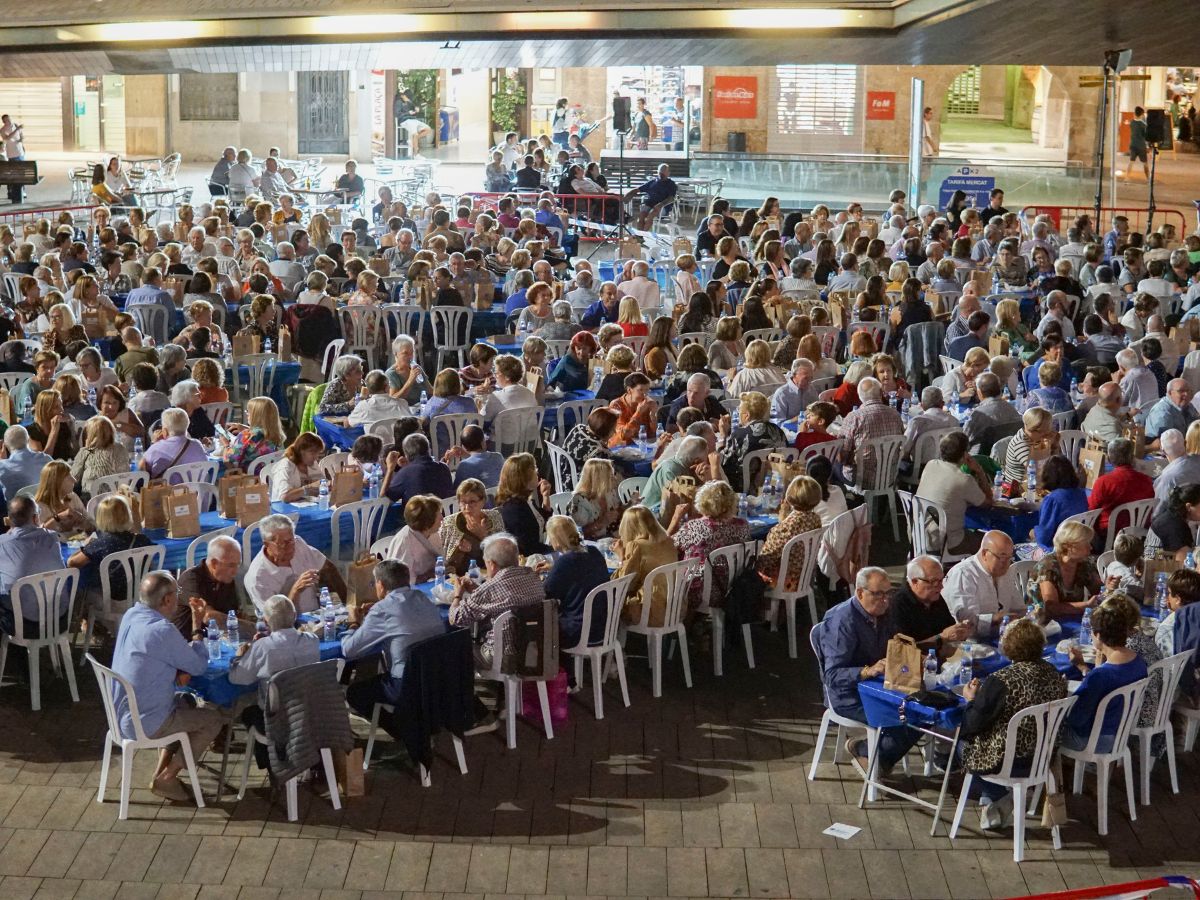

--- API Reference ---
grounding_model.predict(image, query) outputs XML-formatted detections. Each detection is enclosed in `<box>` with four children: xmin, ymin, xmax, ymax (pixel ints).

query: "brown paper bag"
<box><xmin>1142</xmin><ymin>554</ymin><xmax>1181</xmax><ymax>599</ymax></box>
<box><xmin>524</xmin><ymin>367</ymin><xmax>544</xmax><ymax>397</ymax></box>
<box><xmin>768</xmin><ymin>452</ymin><xmax>806</xmax><ymax>485</ymax></box>
<box><xmin>988</xmin><ymin>334</ymin><xmax>1010</xmax><ymax>357</ymax></box>
<box><xmin>218</xmin><ymin>468</ymin><xmax>246</xmax><ymax>519</ymax></box>
<box><xmin>166</xmin><ymin>485</ymin><xmax>201</xmax><ymax>539</ymax></box>
<box><xmin>330</xmin><ymin>466</ymin><xmax>364</xmax><ymax>507</ymax></box>
<box><xmin>0</xmin><ymin>388</ymin><xmax>14</xmax><ymax>426</ymax></box>
<box><xmin>141</xmin><ymin>480</ymin><xmax>170</xmax><ymax>529</ymax></box>
<box><xmin>618</xmin><ymin>237</ymin><xmax>642</xmax><ymax>260</ymax></box>
<box><xmin>883</xmin><ymin>634</ymin><xmax>923</xmax><ymax>693</ymax></box>
<box><xmin>1123</xmin><ymin>421</ymin><xmax>1145</xmax><ymax>458</ymax></box>
<box><xmin>165</xmin><ymin>279</ymin><xmax>186</xmax><ymax>308</ymax></box>
<box><xmin>1077</xmin><ymin>445</ymin><xmax>1106</xmax><ymax>490</ymax></box>
<box><xmin>667</xmin><ymin>474</ymin><xmax>698</xmax><ymax>502</ymax></box>
<box><xmin>232</xmin><ymin>332</ymin><xmax>260</xmax><ymax>358</ymax></box>
<box><xmin>270</xmin><ymin>224</ymin><xmax>289</xmax><ymax>245</ymax></box>
<box><xmin>368</xmin><ymin>256</ymin><xmax>389</xmax><ymax>278</ymax></box>
<box><xmin>277</xmin><ymin>326</ymin><xmax>292</xmax><ymax>362</ymax></box>
<box><xmin>347</xmin><ymin>555</ymin><xmax>379</xmax><ymax>606</ymax></box>
<box><xmin>331</xmin><ymin>748</ymin><xmax>366</xmax><ymax>797</ymax></box>
<box><xmin>81</xmin><ymin>304</ymin><xmax>112</xmax><ymax>340</ymax></box>
<box><xmin>235</xmin><ymin>481</ymin><xmax>271</xmax><ymax>528</ymax></box>
<box><xmin>970</xmin><ymin>269</ymin><xmax>992</xmax><ymax>296</ymax></box>
<box><xmin>326</xmin><ymin>207</ymin><xmax>343</xmax><ymax>225</ymax></box>
<box><xmin>473</xmin><ymin>280</ymin><xmax>493</xmax><ymax>310</ymax></box>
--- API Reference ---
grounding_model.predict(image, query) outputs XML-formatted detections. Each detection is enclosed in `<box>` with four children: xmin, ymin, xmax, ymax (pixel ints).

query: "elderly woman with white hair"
<box><xmin>139</xmin><ymin>407</ymin><xmax>209</xmax><ymax>479</ymax></box>
<box><xmin>169</xmin><ymin>378</ymin><xmax>216</xmax><ymax>441</ymax></box>
<box><xmin>155</xmin><ymin>343</ymin><xmax>190</xmax><ymax>396</ymax></box>
<box><xmin>386</xmin><ymin>335</ymin><xmax>426</xmax><ymax>406</ymax></box>
<box><xmin>318</xmin><ymin>354</ymin><xmax>366</xmax><ymax>416</ymax></box>
<box><xmin>42</xmin><ymin>302</ymin><xmax>87</xmax><ymax>357</ymax></box>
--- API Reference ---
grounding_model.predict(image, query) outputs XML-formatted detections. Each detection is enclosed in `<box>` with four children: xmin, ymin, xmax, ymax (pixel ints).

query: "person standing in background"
<box><xmin>663</xmin><ymin>97</ymin><xmax>686</xmax><ymax>151</ymax></box>
<box><xmin>1</xmin><ymin>115</ymin><xmax>26</xmax><ymax>205</ymax></box>
<box><xmin>922</xmin><ymin>107</ymin><xmax>938</xmax><ymax>158</ymax></box>
<box><xmin>551</xmin><ymin>98</ymin><xmax>570</xmax><ymax>149</ymax></box>
<box><xmin>631</xmin><ymin>98</ymin><xmax>655</xmax><ymax>150</ymax></box>
<box><xmin>1127</xmin><ymin>106</ymin><xmax>1150</xmax><ymax>182</ymax></box>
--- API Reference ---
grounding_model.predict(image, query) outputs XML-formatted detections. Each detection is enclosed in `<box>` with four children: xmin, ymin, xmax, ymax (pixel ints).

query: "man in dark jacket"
<box><xmin>384</xmin><ymin>433</ymin><xmax>453</xmax><ymax>507</ymax></box>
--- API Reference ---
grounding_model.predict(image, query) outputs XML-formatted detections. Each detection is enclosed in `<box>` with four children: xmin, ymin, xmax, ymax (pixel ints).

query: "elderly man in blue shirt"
<box><xmin>818</xmin><ymin>566</ymin><xmax>920</xmax><ymax>774</ymax></box>
<box><xmin>0</xmin><ymin>497</ymin><xmax>66</xmax><ymax>636</ymax></box>
<box><xmin>341</xmin><ymin>559</ymin><xmax>447</xmax><ymax>737</ymax></box>
<box><xmin>0</xmin><ymin>426</ymin><xmax>50</xmax><ymax>502</ymax></box>
<box><xmin>110</xmin><ymin>571</ymin><xmax>222</xmax><ymax>803</ymax></box>
<box><xmin>125</xmin><ymin>266</ymin><xmax>177</xmax><ymax>321</ymax></box>
<box><xmin>626</xmin><ymin>164</ymin><xmax>678</xmax><ymax>230</ymax></box>
<box><xmin>769</xmin><ymin>358</ymin><xmax>818</xmax><ymax>422</ymax></box>
<box><xmin>1144</xmin><ymin>379</ymin><xmax>1198</xmax><ymax>448</ymax></box>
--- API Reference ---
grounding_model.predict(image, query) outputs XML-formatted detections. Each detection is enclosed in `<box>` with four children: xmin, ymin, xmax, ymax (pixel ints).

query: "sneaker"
<box><xmin>465</xmin><ymin>712</ymin><xmax>499</xmax><ymax>736</ymax></box>
<box><xmin>844</xmin><ymin>738</ymin><xmax>870</xmax><ymax>775</ymax></box>
<box><xmin>979</xmin><ymin>792</ymin><xmax>1014</xmax><ymax>831</ymax></box>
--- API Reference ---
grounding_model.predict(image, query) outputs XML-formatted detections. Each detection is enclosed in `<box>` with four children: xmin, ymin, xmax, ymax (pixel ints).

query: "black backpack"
<box><xmin>723</xmin><ymin>552</ymin><xmax>766</xmax><ymax>640</ymax></box>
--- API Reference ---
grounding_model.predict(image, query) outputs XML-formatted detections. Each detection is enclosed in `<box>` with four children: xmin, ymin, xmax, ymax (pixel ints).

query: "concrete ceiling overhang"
<box><xmin>0</xmin><ymin>0</ymin><xmax>1195</xmax><ymax>75</ymax></box>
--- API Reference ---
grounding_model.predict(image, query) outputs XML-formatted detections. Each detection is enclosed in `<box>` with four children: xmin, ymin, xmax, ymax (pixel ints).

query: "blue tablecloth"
<box><xmin>610</xmin><ymin>444</ymin><xmax>655</xmax><ymax>478</ymax></box>
<box><xmin>858</xmin><ymin>678</ymin><xmax>965</xmax><ymax>729</ymax></box>
<box><xmin>227</xmin><ymin>361</ymin><xmax>302</xmax><ymax>415</ymax></box>
<box><xmin>597</xmin><ymin>262</ymin><xmax>669</xmax><ymax>292</ymax></box>
<box><xmin>542</xmin><ymin>389</ymin><xmax>596</xmax><ymax>432</ymax></box>
<box><xmin>480</xmin><ymin>336</ymin><xmax>524</xmax><ymax>357</ymax></box>
<box><xmin>314</xmin><ymin>414</ymin><xmax>364</xmax><ymax>451</ymax></box>
<box><xmin>965</xmin><ymin>503</ymin><xmax>1039</xmax><ymax>543</ymax></box>
<box><xmin>189</xmin><ymin>636</ymin><xmax>344</xmax><ymax>708</ymax></box>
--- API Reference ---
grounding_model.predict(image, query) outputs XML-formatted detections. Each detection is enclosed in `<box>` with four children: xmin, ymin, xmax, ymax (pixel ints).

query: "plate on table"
<box><xmin>612</xmin><ymin>446</ymin><xmax>644</xmax><ymax>460</ymax></box>
<box><xmin>959</xmin><ymin>642</ymin><xmax>996</xmax><ymax>660</ymax></box>
<box><xmin>544</xmin><ymin>388</ymin><xmax>564</xmax><ymax>401</ymax></box>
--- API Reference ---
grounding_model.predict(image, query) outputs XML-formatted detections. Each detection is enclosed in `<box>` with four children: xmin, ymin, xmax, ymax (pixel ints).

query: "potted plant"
<box><xmin>491</xmin><ymin>72</ymin><xmax>527</xmax><ymax>145</ymax></box>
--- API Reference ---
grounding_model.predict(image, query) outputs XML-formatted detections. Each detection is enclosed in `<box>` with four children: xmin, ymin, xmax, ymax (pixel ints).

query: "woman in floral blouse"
<box><xmin>667</xmin><ymin>481</ymin><xmax>750</xmax><ymax>614</ymax></box>
<box><xmin>1026</xmin><ymin>519</ymin><xmax>1102</xmax><ymax>618</ymax></box>
<box><xmin>223</xmin><ymin>397</ymin><xmax>286</xmax><ymax>471</ymax></box>
<box><xmin>317</xmin><ymin>354</ymin><xmax>365</xmax><ymax>417</ymax></box>
<box><xmin>758</xmin><ymin>475</ymin><xmax>824</xmax><ymax>592</ymax></box>
<box><xmin>562</xmin><ymin>407</ymin><xmax>619</xmax><ymax>470</ymax></box>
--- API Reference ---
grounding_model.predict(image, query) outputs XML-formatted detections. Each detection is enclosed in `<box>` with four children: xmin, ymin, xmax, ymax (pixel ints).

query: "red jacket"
<box><xmin>1087</xmin><ymin>465</ymin><xmax>1154</xmax><ymax>532</ymax></box>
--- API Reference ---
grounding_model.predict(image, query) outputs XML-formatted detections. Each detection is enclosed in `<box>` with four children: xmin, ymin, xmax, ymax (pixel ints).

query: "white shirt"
<box><xmin>259</xmin><ymin>169</ymin><xmax>289</xmax><ymax>203</ymax></box>
<box><xmin>228</xmin><ymin>162</ymin><xmax>258</xmax><ymax>193</ymax></box>
<box><xmin>826</xmin><ymin>271</ymin><xmax>866</xmax><ymax>294</ymax></box>
<box><xmin>1120</xmin><ymin>366</ymin><xmax>1160</xmax><ymax>413</ymax></box>
<box><xmin>268</xmin><ymin>258</ymin><xmax>306</xmax><ymax>288</ymax></box>
<box><xmin>901</xmin><ymin>407</ymin><xmax>960</xmax><ymax>458</ymax></box>
<box><xmin>482</xmin><ymin>382</ymin><xmax>536</xmax><ymax>423</ymax></box>
<box><xmin>269</xmin><ymin>456</ymin><xmax>310</xmax><ymax>503</ymax></box>
<box><xmin>1034</xmin><ymin>311</ymin><xmax>1075</xmax><ymax>341</ymax></box>
<box><xmin>181</xmin><ymin>243</ymin><xmax>217</xmax><ymax>268</ymax></box>
<box><xmin>244</xmin><ymin>535</ymin><xmax>328</xmax><ymax>614</ymax></box>
<box><xmin>348</xmin><ymin>393</ymin><xmax>412</xmax><ymax>427</ymax></box>
<box><xmin>942</xmin><ymin>554</ymin><xmax>1024</xmax><ymax>636</ymax></box>
<box><xmin>1</xmin><ymin>122</ymin><xmax>24</xmax><ymax>158</ymax></box>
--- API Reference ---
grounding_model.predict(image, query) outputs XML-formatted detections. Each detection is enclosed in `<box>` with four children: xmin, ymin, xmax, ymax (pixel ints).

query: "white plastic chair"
<box><xmin>1060</xmin><ymin>677</ymin><xmax>1149</xmax><ymax>836</ymax></box>
<box><xmin>808</xmin><ymin>620</ymin><xmax>877</xmax><ymax>781</ymax></box>
<box><xmin>88</xmin><ymin>653</ymin><xmax>206</xmax><ymax>819</ymax></box>
<box><xmin>429</xmin><ymin>412</ymin><xmax>483</xmax><ymax>462</ymax></box>
<box><xmin>229</xmin><ymin>353</ymin><xmax>279</xmax><ymax>410</ymax></box>
<box><xmin>948</xmin><ymin>694</ymin><xmax>1077</xmax><ymax>862</ymax></box>
<box><xmin>429</xmin><ymin>307</ymin><xmax>474</xmax><ymax>368</ymax></box>
<box><xmin>340</xmin><ymin>306</ymin><xmax>385</xmax><ymax>370</ymax></box>
<box><xmin>544</xmin><ymin>440</ymin><xmax>580</xmax><ymax>494</ymax></box>
<box><xmin>381</xmin><ymin>304</ymin><xmax>425</xmax><ymax>354</ymax></box>
<box><xmin>902</xmin><ymin>427</ymin><xmax>958</xmax><ymax>489</ymax></box>
<box><xmin>1104</xmin><ymin>498</ymin><xmax>1156</xmax><ymax>551</ymax></box>
<box><xmin>741</xmin><ymin>447</ymin><xmax>793</xmax><ymax>496</ymax></box>
<box><xmin>236</xmin><ymin>724</ymin><xmax>340</xmax><ymax>821</ymax></box>
<box><xmin>330</xmin><ymin>498</ymin><xmax>392</xmax><ymax>568</ymax></box>
<box><xmin>200</xmin><ymin>402</ymin><xmax>236</xmax><ymax>426</ymax></box>
<box><xmin>317</xmin><ymin>451</ymin><xmax>350</xmax><ymax>481</ymax></box>
<box><xmin>1051</xmin><ymin>410</ymin><xmax>1076</xmax><ymax>432</ymax></box>
<box><xmin>440</xmin><ymin>496</ymin><xmax>460</xmax><ymax>518</ymax></box>
<box><xmin>482</xmin><ymin>604</ymin><xmax>557</xmax><ymax>750</ymax></box>
<box><xmin>1061</xmin><ymin>508</ymin><xmax>1102</xmax><ymax>531</ymax></box>
<box><xmin>549</xmin><ymin>491</ymin><xmax>572</xmax><ymax>516</ymax></box>
<box><xmin>552</xmin><ymin>398</ymin><xmax>602</xmax><ymax>441</ymax></box>
<box><xmin>1057</xmin><ymin>429</ymin><xmax>1087</xmax><ymax>465</ymax></box>
<box><xmin>798</xmin><ymin>440</ymin><xmax>841</xmax><ymax>467</ymax></box>
<box><xmin>700</xmin><ymin>540</ymin><xmax>759</xmax><ymax>676</ymax></box>
<box><xmin>163</xmin><ymin>460</ymin><xmax>220</xmax><ymax>486</ymax></box>
<box><xmin>617</xmin><ymin>476</ymin><xmax>647</xmax><ymax>504</ymax></box>
<box><xmin>562</xmin><ymin>574</ymin><xmax>636</xmax><ymax>720</ymax></box>
<box><xmin>362</xmin><ymin>697</ymin><xmax>467</xmax><ymax>784</ymax></box>
<box><xmin>184</xmin><ymin>525</ymin><xmax>239</xmax><ymax>569</ymax></box>
<box><xmin>0</xmin><ymin>569</ymin><xmax>80</xmax><ymax>711</ymax></box>
<box><xmin>620</xmin><ymin>559</ymin><xmax>693</xmax><ymax>698</ymax></box>
<box><xmin>248</xmin><ymin>449</ymin><xmax>285</xmax><ymax>482</ymax></box>
<box><xmin>322</xmin><ymin>339</ymin><xmax>346</xmax><ymax>383</ymax></box>
<box><xmin>848</xmin><ymin>434</ymin><xmax>904</xmax><ymax>541</ymax></box>
<box><xmin>79</xmin><ymin>545</ymin><xmax>165</xmax><ymax>664</ymax></box>
<box><xmin>1132</xmin><ymin>651</ymin><xmax>1192</xmax><ymax>805</ymax></box>
<box><xmin>0</xmin><ymin>371</ymin><xmax>31</xmax><ymax>393</ymax></box>
<box><xmin>764</xmin><ymin>527</ymin><xmax>826</xmax><ymax>659</ymax></box>
<box><xmin>92</xmin><ymin>470</ymin><xmax>149</xmax><ymax>495</ymax></box>
<box><xmin>492</xmin><ymin>406</ymin><xmax>544</xmax><ymax>455</ymax></box>
<box><xmin>129</xmin><ymin>304</ymin><xmax>169</xmax><ymax>346</ymax></box>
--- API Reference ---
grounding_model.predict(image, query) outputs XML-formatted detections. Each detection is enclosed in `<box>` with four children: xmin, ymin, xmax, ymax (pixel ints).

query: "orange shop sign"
<box><xmin>866</xmin><ymin>91</ymin><xmax>896</xmax><ymax>120</ymax></box>
<box><xmin>713</xmin><ymin>76</ymin><xmax>758</xmax><ymax>119</ymax></box>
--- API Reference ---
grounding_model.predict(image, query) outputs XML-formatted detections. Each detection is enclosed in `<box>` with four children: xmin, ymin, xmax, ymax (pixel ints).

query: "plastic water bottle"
<box><xmin>87</xmin><ymin>384</ymin><xmax>97</xmax><ymax>408</ymax></box>
<box><xmin>1026</xmin><ymin>603</ymin><xmax>1037</xmax><ymax>622</ymax></box>
<box><xmin>467</xmin><ymin>559</ymin><xmax>481</xmax><ymax>585</ymax></box>
<box><xmin>1026</xmin><ymin>460</ymin><xmax>1037</xmax><ymax>495</ymax></box>
<box><xmin>21</xmin><ymin>395</ymin><xmax>31</xmax><ymax>421</ymax></box>
<box><xmin>993</xmin><ymin>471</ymin><xmax>1004</xmax><ymax>502</ymax></box>
<box><xmin>664</xmin><ymin>361</ymin><xmax>673</xmax><ymax>381</ymax></box>
<box><xmin>959</xmin><ymin>656</ymin><xmax>973</xmax><ymax>687</ymax></box>
<box><xmin>1079</xmin><ymin>608</ymin><xmax>1093</xmax><ymax>647</ymax></box>
<box><xmin>434</xmin><ymin>555</ymin><xmax>446</xmax><ymax>589</ymax></box>
<box><xmin>992</xmin><ymin>270</ymin><xmax>1001</xmax><ymax>295</ymax></box>
<box><xmin>224</xmin><ymin>343</ymin><xmax>234</xmax><ymax>367</ymax></box>
<box><xmin>737</xmin><ymin>493</ymin><xmax>749</xmax><ymax>519</ymax></box>
<box><xmin>317</xmin><ymin>478</ymin><xmax>329</xmax><ymax>510</ymax></box>
<box><xmin>226</xmin><ymin>609</ymin><xmax>239</xmax><ymax>645</ymax></box>
<box><xmin>637</xmin><ymin>424</ymin><xmax>647</xmax><ymax>450</ymax></box>
<box><xmin>900</xmin><ymin>397</ymin><xmax>911</xmax><ymax>420</ymax></box>
<box><xmin>418</xmin><ymin>389</ymin><xmax>428</xmax><ymax>416</ymax></box>
<box><xmin>206</xmin><ymin>619</ymin><xmax>221</xmax><ymax>661</ymax></box>
<box><xmin>319</xmin><ymin>586</ymin><xmax>331</xmax><ymax>612</ymax></box>
<box><xmin>731</xmin><ymin>406</ymin><xmax>740</xmax><ymax>429</ymax></box>
<box><xmin>131</xmin><ymin>437</ymin><xmax>143</xmax><ymax>471</ymax></box>
<box><xmin>255</xmin><ymin>617</ymin><xmax>269</xmax><ymax>638</ymax></box>
<box><xmin>592</xmin><ymin>365</ymin><xmax>603</xmax><ymax>392</ymax></box>
<box><xmin>999</xmin><ymin>614</ymin><xmax>1011</xmax><ymax>643</ymax></box>
<box><xmin>923</xmin><ymin>648</ymin><xmax>938</xmax><ymax>690</ymax></box>
<box><xmin>127</xmin><ymin>382</ymin><xmax>136</xmax><ymax>401</ymax></box>
<box><xmin>263</xmin><ymin>337</ymin><xmax>273</xmax><ymax>355</ymax></box>
<box><xmin>322</xmin><ymin>608</ymin><xmax>336</xmax><ymax>642</ymax></box>
<box><xmin>366</xmin><ymin>467</ymin><xmax>379</xmax><ymax>499</ymax></box>
<box><xmin>1187</xmin><ymin>550</ymin><xmax>1196</xmax><ymax>571</ymax></box>
<box><xmin>1156</xmin><ymin>572</ymin><xmax>1170</xmax><ymax>621</ymax></box>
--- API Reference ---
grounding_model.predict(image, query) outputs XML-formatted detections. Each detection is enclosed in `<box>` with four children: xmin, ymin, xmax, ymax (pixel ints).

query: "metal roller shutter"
<box><xmin>769</xmin><ymin>65</ymin><xmax>863</xmax><ymax>155</ymax></box>
<box><xmin>0</xmin><ymin>78</ymin><xmax>64</xmax><ymax>151</ymax></box>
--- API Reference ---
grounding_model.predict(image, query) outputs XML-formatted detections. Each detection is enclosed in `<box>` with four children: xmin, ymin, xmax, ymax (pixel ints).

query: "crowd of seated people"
<box><xmin>2</xmin><ymin>173</ymin><xmax>1200</xmax><ymax>843</ymax></box>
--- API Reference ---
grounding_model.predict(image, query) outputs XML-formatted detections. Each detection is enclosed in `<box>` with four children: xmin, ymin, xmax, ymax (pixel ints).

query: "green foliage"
<box><xmin>491</xmin><ymin>72</ymin><xmax>527</xmax><ymax>134</ymax></box>
<box><xmin>398</xmin><ymin>69</ymin><xmax>438</xmax><ymax>125</ymax></box>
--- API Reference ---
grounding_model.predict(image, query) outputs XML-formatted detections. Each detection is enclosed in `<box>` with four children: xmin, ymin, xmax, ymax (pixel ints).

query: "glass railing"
<box><xmin>688</xmin><ymin>151</ymin><xmax>1100</xmax><ymax>212</ymax></box>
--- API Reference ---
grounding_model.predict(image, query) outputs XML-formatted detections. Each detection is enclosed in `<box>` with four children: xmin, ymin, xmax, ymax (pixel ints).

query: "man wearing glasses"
<box><xmin>942</xmin><ymin>531</ymin><xmax>1026</xmax><ymax>638</ymax></box>
<box><xmin>818</xmin><ymin>566</ymin><xmax>920</xmax><ymax>774</ymax></box>
<box><xmin>892</xmin><ymin>556</ymin><xmax>972</xmax><ymax>652</ymax></box>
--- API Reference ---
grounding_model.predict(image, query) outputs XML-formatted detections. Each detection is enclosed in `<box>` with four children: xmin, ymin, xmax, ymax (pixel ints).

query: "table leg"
<box><xmin>929</xmin><ymin>729</ymin><xmax>960</xmax><ymax>836</ymax></box>
<box><xmin>214</xmin><ymin>711</ymin><xmax>236</xmax><ymax>800</ymax></box>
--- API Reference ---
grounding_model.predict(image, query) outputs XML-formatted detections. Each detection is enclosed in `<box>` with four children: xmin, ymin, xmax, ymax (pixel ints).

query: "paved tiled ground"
<box><xmin>2</xmin><ymin>617</ymin><xmax>1199</xmax><ymax>900</ymax></box>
